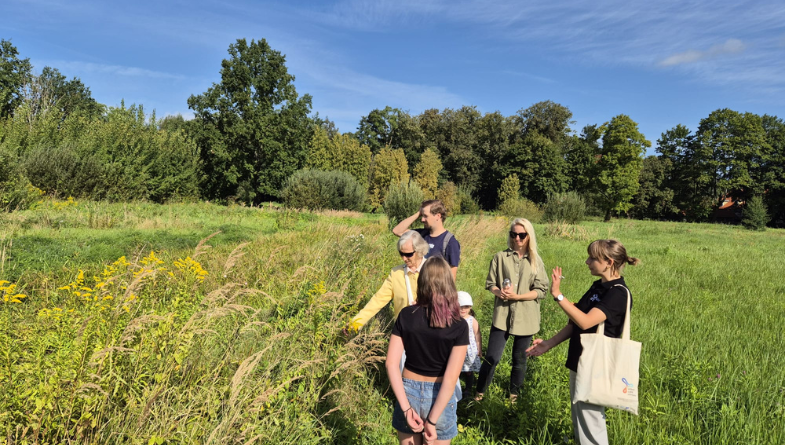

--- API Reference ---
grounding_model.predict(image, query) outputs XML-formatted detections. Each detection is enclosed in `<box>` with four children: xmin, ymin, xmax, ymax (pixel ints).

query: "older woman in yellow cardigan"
<box><xmin>349</xmin><ymin>230</ymin><xmax>429</xmax><ymax>331</ymax></box>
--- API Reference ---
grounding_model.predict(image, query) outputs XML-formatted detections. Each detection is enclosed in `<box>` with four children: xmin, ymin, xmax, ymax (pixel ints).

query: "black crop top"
<box><xmin>392</xmin><ymin>305</ymin><xmax>469</xmax><ymax>377</ymax></box>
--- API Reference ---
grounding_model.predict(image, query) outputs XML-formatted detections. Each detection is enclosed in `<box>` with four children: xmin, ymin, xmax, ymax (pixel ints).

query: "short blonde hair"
<box><xmin>507</xmin><ymin>218</ymin><xmax>541</xmax><ymax>270</ymax></box>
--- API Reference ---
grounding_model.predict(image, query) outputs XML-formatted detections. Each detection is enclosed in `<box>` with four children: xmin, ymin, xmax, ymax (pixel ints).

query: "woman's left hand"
<box><xmin>423</xmin><ymin>422</ymin><xmax>437</xmax><ymax>444</ymax></box>
<box><xmin>405</xmin><ymin>409</ymin><xmax>424</xmax><ymax>432</ymax></box>
<box><xmin>550</xmin><ymin>267</ymin><xmax>563</xmax><ymax>298</ymax></box>
<box><xmin>500</xmin><ymin>287</ymin><xmax>517</xmax><ymax>301</ymax></box>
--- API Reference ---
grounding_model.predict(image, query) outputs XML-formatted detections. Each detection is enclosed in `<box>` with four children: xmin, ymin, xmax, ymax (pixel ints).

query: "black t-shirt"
<box><xmin>565</xmin><ymin>277</ymin><xmax>632</xmax><ymax>372</ymax></box>
<box><xmin>415</xmin><ymin>229</ymin><xmax>461</xmax><ymax>268</ymax></box>
<box><xmin>392</xmin><ymin>305</ymin><xmax>469</xmax><ymax>377</ymax></box>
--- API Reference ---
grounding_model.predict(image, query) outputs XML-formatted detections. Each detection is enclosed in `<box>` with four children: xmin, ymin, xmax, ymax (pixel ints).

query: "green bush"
<box><xmin>742</xmin><ymin>195</ymin><xmax>769</xmax><ymax>231</ymax></box>
<box><xmin>281</xmin><ymin>169</ymin><xmax>367</xmax><ymax>211</ymax></box>
<box><xmin>435</xmin><ymin>181</ymin><xmax>460</xmax><ymax>216</ymax></box>
<box><xmin>497</xmin><ymin>174</ymin><xmax>520</xmax><ymax>205</ymax></box>
<box><xmin>498</xmin><ymin>198</ymin><xmax>543</xmax><ymax>222</ymax></box>
<box><xmin>543</xmin><ymin>191</ymin><xmax>587</xmax><ymax>224</ymax></box>
<box><xmin>22</xmin><ymin>144</ymin><xmax>104</xmax><ymax>198</ymax></box>
<box><xmin>457</xmin><ymin>186</ymin><xmax>480</xmax><ymax>214</ymax></box>
<box><xmin>0</xmin><ymin>144</ymin><xmax>41</xmax><ymax>212</ymax></box>
<box><xmin>384</xmin><ymin>180</ymin><xmax>424</xmax><ymax>228</ymax></box>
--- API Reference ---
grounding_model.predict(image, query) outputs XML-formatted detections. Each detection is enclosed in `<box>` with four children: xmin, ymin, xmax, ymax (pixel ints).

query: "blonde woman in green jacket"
<box><xmin>475</xmin><ymin>218</ymin><xmax>548</xmax><ymax>403</ymax></box>
<box><xmin>349</xmin><ymin>230</ymin><xmax>430</xmax><ymax>331</ymax></box>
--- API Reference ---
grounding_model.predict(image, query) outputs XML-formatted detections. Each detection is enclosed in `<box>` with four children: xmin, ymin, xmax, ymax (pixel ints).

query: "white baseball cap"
<box><xmin>457</xmin><ymin>291</ymin><xmax>473</xmax><ymax>307</ymax></box>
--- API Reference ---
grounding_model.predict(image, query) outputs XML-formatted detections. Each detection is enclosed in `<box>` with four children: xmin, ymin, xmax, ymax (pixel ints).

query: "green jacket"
<box><xmin>486</xmin><ymin>249</ymin><xmax>549</xmax><ymax>336</ymax></box>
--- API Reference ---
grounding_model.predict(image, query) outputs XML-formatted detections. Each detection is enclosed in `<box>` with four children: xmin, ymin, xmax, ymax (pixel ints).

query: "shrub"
<box><xmin>22</xmin><ymin>144</ymin><xmax>104</xmax><ymax>198</ymax></box>
<box><xmin>498</xmin><ymin>198</ymin><xmax>543</xmax><ymax>222</ymax></box>
<box><xmin>435</xmin><ymin>181</ymin><xmax>460</xmax><ymax>216</ymax></box>
<box><xmin>384</xmin><ymin>180</ymin><xmax>424</xmax><ymax>228</ymax></box>
<box><xmin>0</xmin><ymin>145</ymin><xmax>41</xmax><ymax>212</ymax></box>
<box><xmin>544</xmin><ymin>221</ymin><xmax>594</xmax><ymax>241</ymax></box>
<box><xmin>543</xmin><ymin>191</ymin><xmax>587</xmax><ymax>224</ymax></box>
<box><xmin>497</xmin><ymin>174</ymin><xmax>520</xmax><ymax>205</ymax></box>
<box><xmin>742</xmin><ymin>195</ymin><xmax>769</xmax><ymax>231</ymax></box>
<box><xmin>281</xmin><ymin>169</ymin><xmax>367</xmax><ymax>211</ymax></box>
<box><xmin>458</xmin><ymin>186</ymin><xmax>480</xmax><ymax>214</ymax></box>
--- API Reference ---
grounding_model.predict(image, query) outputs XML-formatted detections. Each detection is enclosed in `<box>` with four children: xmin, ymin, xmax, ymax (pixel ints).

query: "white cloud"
<box><xmin>660</xmin><ymin>39</ymin><xmax>746</xmax><ymax>66</ymax></box>
<box><xmin>315</xmin><ymin>0</ymin><xmax>785</xmax><ymax>92</ymax></box>
<box><xmin>45</xmin><ymin>60</ymin><xmax>187</xmax><ymax>81</ymax></box>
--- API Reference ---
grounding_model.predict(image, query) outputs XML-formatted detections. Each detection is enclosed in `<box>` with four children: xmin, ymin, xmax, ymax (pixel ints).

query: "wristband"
<box><xmin>425</xmin><ymin>416</ymin><xmax>437</xmax><ymax>426</ymax></box>
<box><xmin>403</xmin><ymin>406</ymin><xmax>413</xmax><ymax>414</ymax></box>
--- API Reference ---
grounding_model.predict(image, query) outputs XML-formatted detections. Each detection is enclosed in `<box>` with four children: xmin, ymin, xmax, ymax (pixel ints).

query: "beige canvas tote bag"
<box><xmin>572</xmin><ymin>284</ymin><xmax>640</xmax><ymax>415</ymax></box>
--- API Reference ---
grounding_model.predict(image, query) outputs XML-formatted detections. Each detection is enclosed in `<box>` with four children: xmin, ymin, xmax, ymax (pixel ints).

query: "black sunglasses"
<box><xmin>399</xmin><ymin>250</ymin><xmax>416</xmax><ymax>258</ymax></box>
<box><xmin>509</xmin><ymin>231</ymin><xmax>528</xmax><ymax>240</ymax></box>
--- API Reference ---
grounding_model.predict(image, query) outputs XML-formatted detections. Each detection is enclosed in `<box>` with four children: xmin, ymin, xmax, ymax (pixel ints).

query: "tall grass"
<box><xmin>1</xmin><ymin>201</ymin><xmax>783</xmax><ymax>444</ymax></box>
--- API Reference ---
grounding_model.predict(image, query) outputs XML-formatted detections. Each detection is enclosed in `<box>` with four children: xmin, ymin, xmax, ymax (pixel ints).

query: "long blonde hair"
<box><xmin>507</xmin><ymin>218</ymin><xmax>542</xmax><ymax>271</ymax></box>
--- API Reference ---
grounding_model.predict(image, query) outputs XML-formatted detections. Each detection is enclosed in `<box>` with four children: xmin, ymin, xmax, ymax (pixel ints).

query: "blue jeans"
<box><xmin>391</xmin><ymin>378</ymin><xmax>459</xmax><ymax>440</ymax></box>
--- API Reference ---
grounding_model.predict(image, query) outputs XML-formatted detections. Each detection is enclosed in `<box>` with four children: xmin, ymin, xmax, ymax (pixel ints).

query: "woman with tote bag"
<box><xmin>526</xmin><ymin>239</ymin><xmax>639</xmax><ymax>445</ymax></box>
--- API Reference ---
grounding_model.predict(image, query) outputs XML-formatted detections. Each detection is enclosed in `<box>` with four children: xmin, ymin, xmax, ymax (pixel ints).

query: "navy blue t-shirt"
<box><xmin>415</xmin><ymin>229</ymin><xmax>461</xmax><ymax>268</ymax></box>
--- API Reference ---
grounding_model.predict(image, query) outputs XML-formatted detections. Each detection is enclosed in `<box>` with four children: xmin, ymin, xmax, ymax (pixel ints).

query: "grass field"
<box><xmin>1</xmin><ymin>200</ymin><xmax>784</xmax><ymax>444</ymax></box>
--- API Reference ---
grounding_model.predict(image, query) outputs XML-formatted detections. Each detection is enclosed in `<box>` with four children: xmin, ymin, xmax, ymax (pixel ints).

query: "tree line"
<box><xmin>1</xmin><ymin>38</ymin><xmax>783</xmax><ymax>226</ymax></box>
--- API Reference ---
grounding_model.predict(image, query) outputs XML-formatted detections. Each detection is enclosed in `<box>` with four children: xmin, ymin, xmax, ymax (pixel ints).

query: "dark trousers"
<box><xmin>476</xmin><ymin>325</ymin><xmax>532</xmax><ymax>396</ymax></box>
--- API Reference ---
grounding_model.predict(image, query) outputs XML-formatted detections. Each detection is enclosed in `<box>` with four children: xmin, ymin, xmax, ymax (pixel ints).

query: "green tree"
<box><xmin>356</xmin><ymin>106</ymin><xmax>401</xmax><ymax>154</ymax></box>
<box><xmin>742</xmin><ymin>195</ymin><xmax>769</xmax><ymax>231</ymax></box>
<box><xmin>515</xmin><ymin>100</ymin><xmax>574</xmax><ymax>143</ymax></box>
<box><xmin>564</xmin><ymin>125</ymin><xmax>601</xmax><ymax>193</ymax></box>
<box><xmin>595</xmin><ymin>114</ymin><xmax>649</xmax><ymax>221</ymax></box>
<box><xmin>656</xmin><ymin>124</ymin><xmax>707</xmax><ymax>219</ymax></box>
<box><xmin>695</xmin><ymin>109</ymin><xmax>769</xmax><ymax>202</ymax></box>
<box><xmin>0</xmin><ymin>39</ymin><xmax>32</xmax><ymax>119</ymax></box>
<box><xmin>520</xmin><ymin>132</ymin><xmax>568</xmax><ymax>203</ymax></box>
<box><xmin>22</xmin><ymin>66</ymin><xmax>103</xmax><ymax>124</ymax></box>
<box><xmin>305</xmin><ymin>128</ymin><xmax>371</xmax><ymax>188</ymax></box>
<box><xmin>329</xmin><ymin>133</ymin><xmax>372</xmax><ymax>189</ymax></box>
<box><xmin>413</xmin><ymin>147</ymin><xmax>442</xmax><ymax>199</ymax></box>
<box><xmin>761</xmin><ymin>115</ymin><xmax>785</xmax><ymax>226</ymax></box>
<box><xmin>630</xmin><ymin>155</ymin><xmax>677</xmax><ymax>219</ymax></box>
<box><xmin>159</xmin><ymin>114</ymin><xmax>189</xmax><ymax>135</ymax></box>
<box><xmin>421</xmin><ymin>106</ymin><xmax>483</xmax><ymax>191</ymax></box>
<box><xmin>305</xmin><ymin>125</ymin><xmax>332</xmax><ymax>171</ymax></box>
<box><xmin>187</xmin><ymin>38</ymin><xmax>313</xmax><ymax>203</ymax></box>
<box><xmin>474</xmin><ymin>111</ymin><xmax>514</xmax><ymax>208</ymax></box>
<box><xmin>368</xmin><ymin>147</ymin><xmax>408</xmax><ymax>210</ymax></box>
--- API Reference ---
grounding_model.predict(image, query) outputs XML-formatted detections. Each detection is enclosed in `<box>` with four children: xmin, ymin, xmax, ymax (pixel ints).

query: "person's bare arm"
<box><xmin>391</xmin><ymin>210</ymin><xmax>421</xmax><ymax>237</ymax></box>
<box><xmin>473</xmin><ymin>320</ymin><xmax>482</xmax><ymax>357</ymax></box>
<box><xmin>526</xmin><ymin>323</ymin><xmax>573</xmax><ymax>357</ymax></box>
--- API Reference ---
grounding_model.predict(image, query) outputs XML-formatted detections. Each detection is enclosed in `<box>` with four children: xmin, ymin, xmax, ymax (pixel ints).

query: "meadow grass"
<box><xmin>1</xmin><ymin>200</ymin><xmax>783</xmax><ymax>444</ymax></box>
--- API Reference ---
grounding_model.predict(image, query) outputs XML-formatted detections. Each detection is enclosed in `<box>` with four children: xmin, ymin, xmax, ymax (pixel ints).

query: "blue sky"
<box><xmin>3</xmin><ymin>0</ymin><xmax>784</xmax><ymax>151</ymax></box>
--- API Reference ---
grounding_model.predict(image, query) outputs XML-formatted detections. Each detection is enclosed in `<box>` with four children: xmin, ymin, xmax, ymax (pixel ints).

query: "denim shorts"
<box><xmin>391</xmin><ymin>378</ymin><xmax>459</xmax><ymax>440</ymax></box>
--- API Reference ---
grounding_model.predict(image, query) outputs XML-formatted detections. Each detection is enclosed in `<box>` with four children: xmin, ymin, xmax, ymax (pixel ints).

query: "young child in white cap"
<box><xmin>458</xmin><ymin>291</ymin><xmax>482</xmax><ymax>397</ymax></box>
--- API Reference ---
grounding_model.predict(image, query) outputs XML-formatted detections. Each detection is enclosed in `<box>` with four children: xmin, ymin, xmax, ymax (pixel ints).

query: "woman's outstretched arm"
<box><xmin>526</xmin><ymin>323</ymin><xmax>573</xmax><ymax>357</ymax></box>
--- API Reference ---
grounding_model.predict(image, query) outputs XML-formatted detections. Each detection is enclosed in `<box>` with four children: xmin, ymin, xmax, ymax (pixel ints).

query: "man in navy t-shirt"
<box><xmin>392</xmin><ymin>199</ymin><xmax>461</xmax><ymax>279</ymax></box>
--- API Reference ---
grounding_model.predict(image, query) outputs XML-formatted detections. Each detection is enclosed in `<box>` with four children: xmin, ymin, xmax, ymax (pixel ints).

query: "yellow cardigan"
<box><xmin>350</xmin><ymin>264</ymin><xmax>419</xmax><ymax>331</ymax></box>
